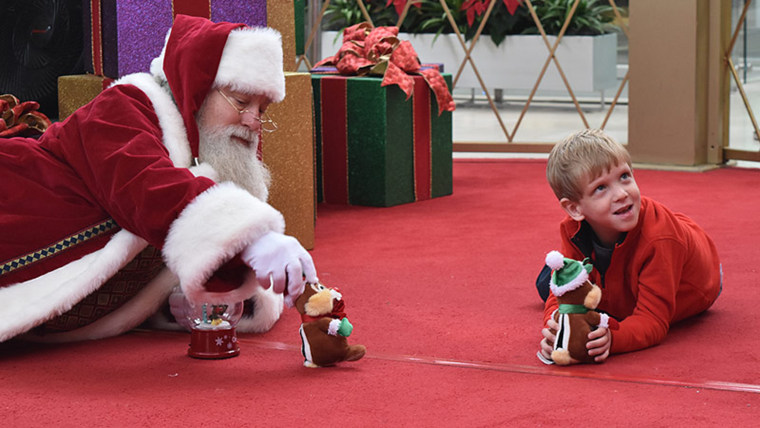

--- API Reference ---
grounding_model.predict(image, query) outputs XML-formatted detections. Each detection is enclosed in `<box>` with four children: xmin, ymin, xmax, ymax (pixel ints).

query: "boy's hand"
<box><xmin>587</xmin><ymin>327</ymin><xmax>612</xmax><ymax>362</ymax></box>
<box><xmin>539</xmin><ymin>318</ymin><xmax>559</xmax><ymax>362</ymax></box>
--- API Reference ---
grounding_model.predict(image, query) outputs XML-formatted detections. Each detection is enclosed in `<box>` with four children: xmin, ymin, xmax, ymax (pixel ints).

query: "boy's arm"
<box><xmin>609</xmin><ymin>242</ymin><xmax>684</xmax><ymax>354</ymax></box>
<box><xmin>542</xmin><ymin>292</ymin><xmax>559</xmax><ymax>324</ymax></box>
<box><xmin>555</xmin><ymin>221</ymin><xmax>679</xmax><ymax>355</ymax></box>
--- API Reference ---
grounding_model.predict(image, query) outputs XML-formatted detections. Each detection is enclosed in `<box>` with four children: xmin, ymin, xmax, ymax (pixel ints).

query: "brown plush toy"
<box><xmin>544</xmin><ymin>251</ymin><xmax>619</xmax><ymax>365</ymax></box>
<box><xmin>294</xmin><ymin>282</ymin><xmax>366</xmax><ymax>368</ymax></box>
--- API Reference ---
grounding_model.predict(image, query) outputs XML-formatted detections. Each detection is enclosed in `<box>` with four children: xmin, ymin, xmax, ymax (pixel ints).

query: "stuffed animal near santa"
<box><xmin>294</xmin><ymin>283</ymin><xmax>366</xmax><ymax>368</ymax></box>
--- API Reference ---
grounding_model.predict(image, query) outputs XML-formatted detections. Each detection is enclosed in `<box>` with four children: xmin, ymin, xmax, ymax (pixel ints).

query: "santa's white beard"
<box><xmin>198</xmin><ymin>124</ymin><xmax>271</xmax><ymax>201</ymax></box>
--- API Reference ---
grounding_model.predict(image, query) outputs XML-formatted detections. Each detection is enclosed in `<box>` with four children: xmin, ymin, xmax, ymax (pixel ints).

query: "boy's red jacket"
<box><xmin>543</xmin><ymin>196</ymin><xmax>721</xmax><ymax>353</ymax></box>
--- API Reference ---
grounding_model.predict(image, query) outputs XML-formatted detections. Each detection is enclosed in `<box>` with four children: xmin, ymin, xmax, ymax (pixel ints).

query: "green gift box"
<box><xmin>294</xmin><ymin>0</ymin><xmax>305</xmax><ymax>56</ymax></box>
<box><xmin>312</xmin><ymin>73</ymin><xmax>453</xmax><ymax>207</ymax></box>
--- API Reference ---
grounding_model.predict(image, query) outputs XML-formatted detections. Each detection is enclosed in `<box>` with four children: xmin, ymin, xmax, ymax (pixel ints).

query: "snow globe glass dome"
<box><xmin>169</xmin><ymin>288</ymin><xmax>244</xmax><ymax>359</ymax></box>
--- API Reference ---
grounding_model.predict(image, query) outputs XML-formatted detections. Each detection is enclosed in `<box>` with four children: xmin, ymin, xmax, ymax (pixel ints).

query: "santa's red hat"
<box><xmin>150</xmin><ymin>14</ymin><xmax>285</xmax><ymax>158</ymax></box>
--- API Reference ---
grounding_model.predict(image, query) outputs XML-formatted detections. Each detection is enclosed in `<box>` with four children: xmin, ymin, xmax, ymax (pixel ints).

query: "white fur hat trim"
<box><xmin>149</xmin><ymin>26</ymin><xmax>286</xmax><ymax>103</ymax></box>
<box><xmin>214</xmin><ymin>27</ymin><xmax>285</xmax><ymax>102</ymax></box>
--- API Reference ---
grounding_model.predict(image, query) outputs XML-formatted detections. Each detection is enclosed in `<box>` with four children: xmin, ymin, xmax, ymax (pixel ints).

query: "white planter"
<box><xmin>320</xmin><ymin>31</ymin><xmax>617</xmax><ymax>96</ymax></box>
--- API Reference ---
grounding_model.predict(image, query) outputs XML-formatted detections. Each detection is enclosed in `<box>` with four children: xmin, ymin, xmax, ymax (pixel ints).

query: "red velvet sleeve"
<box><xmin>39</xmin><ymin>84</ymin><xmax>214</xmax><ymax>249</ymax></box>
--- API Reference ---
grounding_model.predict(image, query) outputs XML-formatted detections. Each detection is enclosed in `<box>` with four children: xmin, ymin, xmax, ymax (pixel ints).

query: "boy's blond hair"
<box><xmin>546</xmin><ymin>129</ymin><xmax>631</xmax><ymax>201</ymax></box>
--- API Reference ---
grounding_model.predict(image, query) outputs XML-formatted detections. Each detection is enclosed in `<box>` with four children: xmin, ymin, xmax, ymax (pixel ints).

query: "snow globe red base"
<box><xmin>170</xmin><ymin>288</ymin><xmax>243</xmax><ymax>359</ymax></box>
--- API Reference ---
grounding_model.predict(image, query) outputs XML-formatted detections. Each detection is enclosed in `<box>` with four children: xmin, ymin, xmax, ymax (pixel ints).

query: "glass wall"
<box><xmin>729</xmin><ymin>0</ymin><xmax>760</xmax><ymax>157</ymax></box>
<box><xmin>310</xmin><ymin>0</ymin><xmax>631</xmax><ymax>150</ymax></box>
<box><xmin>448</xmin><ymin>0</ymin><xmax>630</xmax><ymax>148</ymax></box>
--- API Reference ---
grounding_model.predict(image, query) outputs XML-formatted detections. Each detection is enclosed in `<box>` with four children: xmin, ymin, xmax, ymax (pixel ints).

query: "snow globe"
<box><xmin>169</xmin><ymin>288</ymin><xmax>244</xmax><ymax>359</ymax></box>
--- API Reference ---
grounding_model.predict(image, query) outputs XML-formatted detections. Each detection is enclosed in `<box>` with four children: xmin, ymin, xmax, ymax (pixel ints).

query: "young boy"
<box><xmin>537</xmin><ymin>129</ymin><xmax>722</xmax><ymax>364</ymax></box>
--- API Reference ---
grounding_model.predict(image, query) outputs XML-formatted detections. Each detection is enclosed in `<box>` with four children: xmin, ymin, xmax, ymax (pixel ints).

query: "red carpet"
<box><xmin>2</xmin><ymin>159</ymin><xmax>758</xmax><ymax>426</ymax></box>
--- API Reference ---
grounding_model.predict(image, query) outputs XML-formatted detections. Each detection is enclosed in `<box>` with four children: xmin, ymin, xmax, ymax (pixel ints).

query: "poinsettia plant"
<box><xmin>384</xmin><ymin>0</ymin><xmax>522</xmax><ymax>21</ymax></box>
<box><xmin>460</xmin><ymin>0</ymin><xmax>523</xmax><ymax>26</ymax></box>
<box><xmin>322</xmin><ymin>0</ymin><xmax>618</xmax><ymax>47</ymax></box>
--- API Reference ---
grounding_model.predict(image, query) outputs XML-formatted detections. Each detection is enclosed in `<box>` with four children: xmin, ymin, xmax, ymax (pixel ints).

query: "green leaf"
<box><xmin>320</xmin><ymin>0</ymin><xmax>623</xmax><ymax>45</ymax></box>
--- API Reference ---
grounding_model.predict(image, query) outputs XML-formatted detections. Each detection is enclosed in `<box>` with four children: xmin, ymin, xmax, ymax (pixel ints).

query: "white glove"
<box><xmin>241</xmin><ymin>231</ymin><xmax>318</xmax><ymax>307</ymax></box>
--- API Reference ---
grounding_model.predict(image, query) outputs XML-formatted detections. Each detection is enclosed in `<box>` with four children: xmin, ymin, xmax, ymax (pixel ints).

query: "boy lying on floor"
<box><xmin>536</xmin><ymin>129</ymin><xmax>722</xmax><ymax>364</ymax></box>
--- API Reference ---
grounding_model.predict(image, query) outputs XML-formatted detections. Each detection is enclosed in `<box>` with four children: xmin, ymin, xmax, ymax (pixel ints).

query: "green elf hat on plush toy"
<box><xmin>545</xmin><ymin>250</ymin><xmax>593</xmax><ymax>297</ymax></box>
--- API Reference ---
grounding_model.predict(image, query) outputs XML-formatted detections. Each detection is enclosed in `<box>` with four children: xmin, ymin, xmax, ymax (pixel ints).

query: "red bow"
<box><xmin>314</xmin><ymin>23</ymin><xmax>455</xmax><ymax>115</ymax></box>
<box><xmin>0</xmin><ymin>94</ymin><xmax>52</xmax><ymax>138</ymax></box>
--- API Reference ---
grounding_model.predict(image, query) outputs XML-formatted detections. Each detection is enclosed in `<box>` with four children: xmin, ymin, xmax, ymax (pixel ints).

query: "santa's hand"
<box><xmin>241</xmin><ymin>231</ymin><xmax>318</xmax><ymax>306</ymax></box>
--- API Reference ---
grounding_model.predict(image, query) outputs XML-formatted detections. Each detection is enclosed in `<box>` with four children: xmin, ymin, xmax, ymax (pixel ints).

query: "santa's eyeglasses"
<box><xmin>216</xmin><ymin>89</ymin><xmax>278</xmax><ymax>133</ymax></box>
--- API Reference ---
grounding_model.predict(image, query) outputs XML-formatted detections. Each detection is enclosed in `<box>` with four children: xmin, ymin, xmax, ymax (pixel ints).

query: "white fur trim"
<box><xmin>163</xmin><ymin>182</ymin><xmax>285</xmax><ymax>304</ymax></box>
<box><xmin>214</xmin><ymin>27</ymin><xmax>285</xmax><ymax>102</ymax></box>
<box><xmin>150</xmin><ymin>26</ymin><xmax>285</xmax><ymax>101</ymax></box>
<box><xmin>549</xmin><ymin>267</ymin><xmax>589</xmax><ymax>297</ymax></box>
<box><xmin>23</xmin><ymin>268</ymin><xmax>178</xmax><ymax>343</ymax></box>
<box><xmin>0</xmin><ymin>230</ymin><xmax>148</xmax><ymax>342</ymax></box>
<box><xmin>599</xmin><ymin>313</ymin><xmax>610</xmax><ymax>329</ymax></box>
<box><xmin>149</xmin><ymin>30</ymin><xmax>171</xmax><ymax>82</ymax></box>
<box><xmin>111</xmin><ymin>73</ymin><xmax>193</xmax><ymax>168</ymax></box>
<box><xmin>236</xmin><ymin>286</ymin><xmax>284</xmax><ymax>333</ymax></box>
<box><xmin>327</xmin><ymin>319</ymin><xmax>341</xmax><ymax>336</ymax></box>
<box><xmin>545</xmin><ymin>251</ymin><xmax>565</xmax><ymax>270</ymax></box>
<box><xmin>546</xmin><ymin>250</ymin><xmax>589</xmax><ymax>297</ymax></box>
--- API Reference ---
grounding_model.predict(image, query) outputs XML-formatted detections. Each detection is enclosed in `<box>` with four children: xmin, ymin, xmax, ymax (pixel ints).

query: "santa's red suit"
<box><xmin>0</xmin><ymin>15</ymin><xmax>289</xmax><ymax>342</ymax></box>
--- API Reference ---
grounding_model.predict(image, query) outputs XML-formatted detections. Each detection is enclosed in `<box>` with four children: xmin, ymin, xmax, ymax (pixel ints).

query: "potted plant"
<box><xmin>319</xmin><ymin>0</ymin><xmax>622</xmax><ymax>96</ymax></box>
<box><xmin>322</xmin><ymin>0</ymin><xmax>528</xmax><ymax>45</ymax></box>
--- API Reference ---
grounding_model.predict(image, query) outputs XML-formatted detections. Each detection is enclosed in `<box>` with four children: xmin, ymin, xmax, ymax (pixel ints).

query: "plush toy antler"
<box><xmin>294</xmin><ymin>282</ymin><xmax>366</xmax><ymax>368</ymax></box>
<box><xmin>545</xmin><ymin>251</ymin><xmax>618</xmax><ymax>365</ymax></box>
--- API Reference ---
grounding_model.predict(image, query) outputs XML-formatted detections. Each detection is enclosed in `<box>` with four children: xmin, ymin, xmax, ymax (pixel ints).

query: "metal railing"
<box><xmin>296</xmin><ymin>1</ymin><xmax>760</xmax><ymax>163</ymax></box>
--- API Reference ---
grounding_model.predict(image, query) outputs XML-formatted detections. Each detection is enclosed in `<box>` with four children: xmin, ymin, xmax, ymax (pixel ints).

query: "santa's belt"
<box><xmin>0</xmin><ymin>218</ymin><xmax>119</xmax><ymax>277</ymax></box>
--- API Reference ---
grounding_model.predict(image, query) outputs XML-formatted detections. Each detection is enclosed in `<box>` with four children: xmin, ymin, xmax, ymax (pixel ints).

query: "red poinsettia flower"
<box><xmin>460</xmin><ymin>0</ymin><xmax>488</xmax><ymax>27</ymax></box>
<box><xmin>385</xmin><ymin>0</ymin><xmax>422</xmax><ymax>16</ymax></box>
<box><xmin>460</xmin><ymin>0</ymin><xmax>524</xmax><ymax>27</ymax></box>
<box><xmin>503</xmin><ymin>0</ymin><xmax>523</xmax><ymax>15</ymax></box>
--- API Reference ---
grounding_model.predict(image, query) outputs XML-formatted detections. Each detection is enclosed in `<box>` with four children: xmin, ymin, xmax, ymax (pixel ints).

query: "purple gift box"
<box><xmin>84</xmin><ymin>0</ymin><xmax>267</xmax><ymax>78</ymax></box>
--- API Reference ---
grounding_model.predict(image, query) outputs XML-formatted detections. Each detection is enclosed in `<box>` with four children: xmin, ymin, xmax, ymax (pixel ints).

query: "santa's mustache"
<box><xmin>198</xmin><ymin>122</ymin><xmax>270</xmax><ymax>200</ymax></box>
<box><xmin>227</xmin><ymin>125</ymin><xmax>258</xmax><ymax>147</ymax></box>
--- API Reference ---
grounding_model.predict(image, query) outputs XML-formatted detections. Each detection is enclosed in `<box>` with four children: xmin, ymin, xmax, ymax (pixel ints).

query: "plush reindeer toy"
<box><xmin>545</xmin><ymin>251</ymin><xmax>618</xmax><ymax>365</ymax></box>
<box><xmin>294</xmin><ymin>282</ymin><xmax>366</xmax><ymax>368</ymax></box>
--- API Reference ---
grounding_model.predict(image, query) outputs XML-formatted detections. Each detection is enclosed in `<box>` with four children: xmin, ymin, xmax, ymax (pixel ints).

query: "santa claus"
<box><xmin>0</xmin><ymin>15</ymin><xmax>317</xmax><ymax>342</ymax></box>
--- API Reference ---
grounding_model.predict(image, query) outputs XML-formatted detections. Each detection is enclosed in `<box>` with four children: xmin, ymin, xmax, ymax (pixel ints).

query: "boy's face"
<box><xmin>560</xmin><ymin>162</ymin><xmax>641</xmax><ymax>247</ymax></box>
